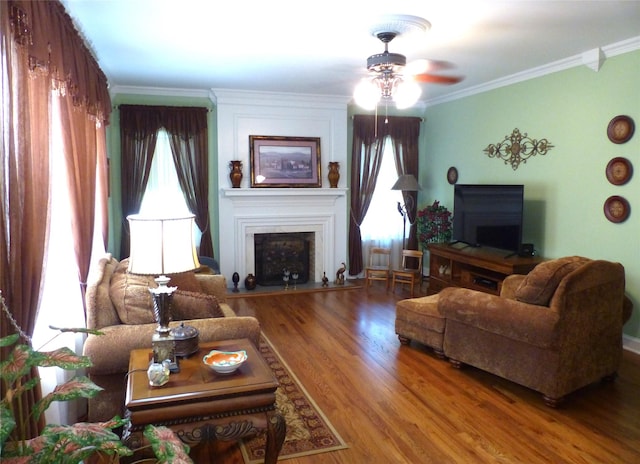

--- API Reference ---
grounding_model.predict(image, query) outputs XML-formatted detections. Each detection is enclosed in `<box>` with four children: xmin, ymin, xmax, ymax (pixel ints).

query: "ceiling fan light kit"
<box><xmin>354</xmin><ymin>15</ymin><xmax>461</xmax><ymax>110</ymax></box>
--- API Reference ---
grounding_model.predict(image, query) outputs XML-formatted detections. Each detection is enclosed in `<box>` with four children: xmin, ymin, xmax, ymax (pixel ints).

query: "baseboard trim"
<box><xmin>623</xmin><ymin>334</ymin><xmax>640</xmax><ymax>355</ymax></box>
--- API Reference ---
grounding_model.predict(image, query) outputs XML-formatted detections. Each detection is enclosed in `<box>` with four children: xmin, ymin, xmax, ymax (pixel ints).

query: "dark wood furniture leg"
<box><xmin>265</xmin><ymin>411</ymin><xmax>286</xmax><ymax>464</ymax></box>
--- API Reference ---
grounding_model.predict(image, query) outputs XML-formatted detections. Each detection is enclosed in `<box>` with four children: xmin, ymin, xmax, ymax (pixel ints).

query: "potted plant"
<box><xmin>417</xmin><ymin>200</ymin><xmax>453</xmax><ymax>250</ymax></box>
<box><xmin>0</xmin><ymin>294</ymin><xmax>193</xmax><ymax>463</ymax></box>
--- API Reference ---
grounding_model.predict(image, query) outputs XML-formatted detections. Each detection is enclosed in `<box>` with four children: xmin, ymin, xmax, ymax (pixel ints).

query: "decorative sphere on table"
<box><xmin>147</xmin><ymin>360</ymin><xmax>170</xmax><ymax>387</ymax></box>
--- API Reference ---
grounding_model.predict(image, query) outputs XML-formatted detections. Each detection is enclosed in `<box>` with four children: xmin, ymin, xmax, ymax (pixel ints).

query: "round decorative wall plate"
<box><xmin>606</xmin><ymin>157</ymin><xmax>633</xmax><ymax>185</ymax></box>
<box><xmin>607</xmin><ymin>115</ymin><xmax>635</xmax><ymax>144</ymax></box>
<box><xmin>447</xmin><ymin>166</ymin><xmax>458</xmax><ymax>184</ymax></box>
<box><xmin>603</xmin><ymin>195</ymin><xmax>630</xmax><ymax>223</ymax></box>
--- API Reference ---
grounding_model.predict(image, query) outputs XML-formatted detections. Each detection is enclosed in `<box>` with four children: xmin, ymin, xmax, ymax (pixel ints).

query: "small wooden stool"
<box><xmin>395</xmin><ymin>294</ymin><xmax>445</xmax><ymax>358</ymax></box>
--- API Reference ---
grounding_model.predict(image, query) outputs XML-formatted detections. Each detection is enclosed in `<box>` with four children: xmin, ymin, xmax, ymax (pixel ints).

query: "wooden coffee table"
<box><xmin>123</xmin><ymin>338</ymin><xmax>285</xmax><ymax>463</ymax></box>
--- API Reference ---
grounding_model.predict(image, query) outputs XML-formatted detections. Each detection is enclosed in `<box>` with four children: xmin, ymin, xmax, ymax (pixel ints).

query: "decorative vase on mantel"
<box><xmin>328</xmin><ymin>161</ymin><xmax>340</xmax><ymax>188</ymax></box>
<box><xmin>229</xmin><ymin>160</ymin><xmax>243</xmax><ymax>188</ymax></box>
<box><xmin>245</xmin><ymin>273</ymin><xmax>257</xmax><ymax>290</ymax></box>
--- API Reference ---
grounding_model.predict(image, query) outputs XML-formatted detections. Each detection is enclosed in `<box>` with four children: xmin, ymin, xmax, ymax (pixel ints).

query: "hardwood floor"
<box><xmin>213</xmin><ymin>280</ymin><xmax>640</xmax><ymax>464</ymax></box>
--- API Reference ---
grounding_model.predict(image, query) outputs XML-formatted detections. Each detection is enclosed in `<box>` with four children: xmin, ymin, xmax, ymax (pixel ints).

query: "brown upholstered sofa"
<box><xmin>438</xmin><ymin>256</ymin><xmax>628</xmax><ymax>406</ymax></box>
<box><xmin>83</xmin><ymin>253</ymin><xmax>261</xmax><ymax>422</ymax></box>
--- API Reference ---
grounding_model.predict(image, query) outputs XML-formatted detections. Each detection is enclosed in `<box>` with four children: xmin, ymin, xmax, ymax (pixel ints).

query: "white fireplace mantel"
<box><xmin>221</xmin><ymin>187</ymin><xmax>347</xmax><ymax>200</ymax></box>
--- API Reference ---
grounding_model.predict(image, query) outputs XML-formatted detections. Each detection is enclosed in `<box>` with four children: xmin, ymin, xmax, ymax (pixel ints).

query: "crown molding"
<box><xmin>424</xmin><ymin>36</ymin><xmax>640</xmax><ymax>108</ymax></box>
<box><xmin>211</xmin><ymin>89</ymin><xmax>351</xmax><ymax>109</ymax></box>
<box><xmin>109</xmin><ymin>85</ymin><xmax>212</xmax><ymax>100</ymax></box>
<box><xmin>109</xmin><ymin>85</ymin><xmax>351</xmax><ymax>109</ymax></box>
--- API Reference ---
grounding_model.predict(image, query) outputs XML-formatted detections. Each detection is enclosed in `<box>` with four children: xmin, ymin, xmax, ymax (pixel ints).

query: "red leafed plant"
<box><xmin>0</xmin><ymin>293</ymin><xmax>193</xmax><ymax>463</ymax></box>
<box><xmin>417</xmin><ymin>200</ymin><xmax>453</xmax><ymax>250</ymax></box>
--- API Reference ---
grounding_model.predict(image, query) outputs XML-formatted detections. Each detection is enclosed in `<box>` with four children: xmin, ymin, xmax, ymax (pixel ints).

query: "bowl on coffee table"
<box><xmin>203</xmin><ymin>349</ymin><xmax>247</xmax><ymax>374</ymax></box>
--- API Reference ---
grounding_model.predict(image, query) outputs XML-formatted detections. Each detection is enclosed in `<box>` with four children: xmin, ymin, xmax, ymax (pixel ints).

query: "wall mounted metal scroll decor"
<box><xmin>483</xmin><ymin>128</ymin><xmax>554</xmax><ymax>170</ymax></box>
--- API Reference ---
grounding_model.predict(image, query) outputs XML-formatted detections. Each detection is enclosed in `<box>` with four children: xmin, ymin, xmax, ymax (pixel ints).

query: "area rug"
<box><xmin>240</xmin><ymin>334</ymin><xmax>348</xmax><ymax>463</ymax></box>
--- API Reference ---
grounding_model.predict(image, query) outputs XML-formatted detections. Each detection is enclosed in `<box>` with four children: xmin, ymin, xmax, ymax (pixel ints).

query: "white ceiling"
<box><xmin>62</xmin><ymin>0</ymin><xmax>640</xmax><ymax>104</ymax></box>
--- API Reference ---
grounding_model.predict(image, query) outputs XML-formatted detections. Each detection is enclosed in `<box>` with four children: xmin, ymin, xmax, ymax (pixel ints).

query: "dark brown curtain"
<box><xmin>348</xmin><ymin>115</ymin><xmax>386</xmax><ymax>275</ymax></box>
<box><xmin>348</xmin><ymin>115</ymin><xmax>422</xmax><ymax>275</ymax></box>
<box><xmin>388</xmin><ymin>117</ymin><xmax>421</xmax><ymax>250</ymax></box>
<box><xmin>1</xmin><ymin>0</ymin><xmax>111</xmax><ymax>439</ymax></box>
<box><xmin>118</xmin><ymin>106</ymin><xmax>161</xmax><ymax>258</ymax></box>
<box><xmin>164</xmin><ymin>108</ymin><xmax>213</xmax><ymax>258</ymax></box>
<box><xmin>118</xmin><ymin>105</ymin><xmax>212</xmax><ymax>259</ymax></box>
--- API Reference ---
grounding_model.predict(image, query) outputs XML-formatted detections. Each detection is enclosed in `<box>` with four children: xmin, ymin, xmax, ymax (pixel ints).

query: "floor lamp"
<box><xmin>127</xmin><ymin>213</ymin><xmax>201</xmax><ymax>371</ymax></box>
<box><xmin>391</xmin><ymin>174</ymin><xmax>422</xmax><ymax>249</ymax></box>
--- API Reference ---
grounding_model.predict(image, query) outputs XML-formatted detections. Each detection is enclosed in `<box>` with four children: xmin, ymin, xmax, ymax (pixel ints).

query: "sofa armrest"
<box><xmin>83</xmin><ymin>316</ymin><xmax>261</xmax><ymax>376</ymax></box>
<box><xmin>438</xmin><ymin>287</ymin><xmax>559</xmax><ymax>349</ymax></box>
<box><xmin>196</xmin><ymin>274</ymin><xmax>228</xmax><ymax>303</ymax></box>
<box><xmin>500</xmin><ymin>274</ymin><xmax>526</xmax><ymax>299</ymax></box>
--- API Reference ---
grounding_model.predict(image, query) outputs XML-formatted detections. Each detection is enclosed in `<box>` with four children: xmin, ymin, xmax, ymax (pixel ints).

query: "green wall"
<box><xmin>420</xmin><ymin>50</ymin><xmax>640</xmax><ymax>339</ymax></box>
<box><xmin>106</xmin><ymin>94</ymin><xmax>219</xmax><ymax>259</ymax></box>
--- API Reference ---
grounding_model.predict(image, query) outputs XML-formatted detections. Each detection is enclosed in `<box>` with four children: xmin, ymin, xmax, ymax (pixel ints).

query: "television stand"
<box><xmin>427</xmin><ymin>243</ymin><xmax>544</xmax><ymax>296</ymax></box>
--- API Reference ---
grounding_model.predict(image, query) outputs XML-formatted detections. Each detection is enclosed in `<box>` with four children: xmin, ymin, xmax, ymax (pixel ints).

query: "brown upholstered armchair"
<box><xmin>83</xmin><ymin>254</ymin><xmax>261</xmax><ymax>422</ymax></box>
<box><xmin>438</xmin><ymin>256</ymin><xmax>628</xmax><ymax>407</ymax></box>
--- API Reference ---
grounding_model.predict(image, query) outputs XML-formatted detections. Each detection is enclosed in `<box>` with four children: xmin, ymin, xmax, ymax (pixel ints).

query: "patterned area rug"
<box><xmin>240</xmin><ymin>334</ymin><xmax>348</xmax><ymax>463</ymax></box>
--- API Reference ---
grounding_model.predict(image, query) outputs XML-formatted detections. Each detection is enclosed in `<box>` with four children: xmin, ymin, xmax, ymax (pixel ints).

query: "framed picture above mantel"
<box><xmin>249</xmin><ymin>135</ymin><xmax>321</xmax><ymax>188</ymax></box>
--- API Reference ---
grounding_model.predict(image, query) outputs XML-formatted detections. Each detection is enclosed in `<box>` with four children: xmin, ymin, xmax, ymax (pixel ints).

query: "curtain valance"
<box><xmin>9</xmin><ymin>0</ymin><xmax>112</xmax><ymax>125</ymax></box>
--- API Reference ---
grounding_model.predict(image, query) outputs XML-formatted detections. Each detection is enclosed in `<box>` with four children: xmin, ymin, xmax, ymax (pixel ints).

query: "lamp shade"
<box><xmin>391</xmin><ymin>174</ymin><xmax>422</xmax><ymax>192</ymax></box>
<box><xmin>127</xmin><ymin>214</ymin><xmax>200</xmax><ymax>276</ymax></box>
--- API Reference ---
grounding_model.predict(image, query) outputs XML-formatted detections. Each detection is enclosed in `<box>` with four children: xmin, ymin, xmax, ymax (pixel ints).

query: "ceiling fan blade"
<box><xmin>405</xmin><ymin>58</ymin><xmax>455</xmax><ymax>75</ymax></box>
<box><xmin>414</xmin><ymin>74</ymin><xmax>464</xmax><ymax>85</ymax></box>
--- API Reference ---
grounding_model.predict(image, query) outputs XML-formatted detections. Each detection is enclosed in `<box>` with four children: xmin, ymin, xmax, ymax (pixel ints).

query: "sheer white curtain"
<box><xmin>139</xmin><ymin>129</ymin><xmax>190</xmax><ymax>216</ymax></box>
<box><xmin>139</xmin><ymin>129</ymin><xmax>203</xmax><ymax>248</ymax></box>
<box><xmin>33</xmin><ymin>95</ymin><xmax>106</xmax><ymax>424</ymax></box>
<box><xmin>360</xmin><ymin>137</ymin><xmax>404</xmax><ymax>271</ymax></box>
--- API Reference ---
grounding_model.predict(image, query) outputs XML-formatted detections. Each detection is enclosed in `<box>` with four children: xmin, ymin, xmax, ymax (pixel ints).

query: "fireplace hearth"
<box><xmin>255</xmin><ymin>232</ymin><xmax>313</xmax><ymax>286</ymax></box>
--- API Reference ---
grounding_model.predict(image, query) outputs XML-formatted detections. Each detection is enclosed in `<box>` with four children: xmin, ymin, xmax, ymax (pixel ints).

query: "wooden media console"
<box><xmin>427</xmin><ymin>242</ymin><xmax>544</xmax><ymax>295</ymax></box>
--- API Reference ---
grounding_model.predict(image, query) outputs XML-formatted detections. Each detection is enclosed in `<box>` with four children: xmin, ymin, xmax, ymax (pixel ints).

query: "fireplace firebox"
<box><xmin>254</xmin><ymin>232</ymin><xmax>313</xmax><ymax>286</ymax></box>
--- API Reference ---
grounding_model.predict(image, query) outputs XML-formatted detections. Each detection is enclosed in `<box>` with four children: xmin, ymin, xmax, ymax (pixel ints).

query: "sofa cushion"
<box><xmin>109</xmin><ymin>259</ymin><xmax>222</xmax><ymax>325</ymax></box>
<box><xmin>515</xmin><ymin>256</ymin><xmax>589</xmax><ymax>306</ymax></box>
<box><xmin>167</xmin><ymin>271</ymin><xmax>202</xmax><ymax>293</ymax></box>
<box><xmin>86</xmin><ymin>255</ymin><xmax>121</xmax><ymax>330</ymax></box>
<box><xmin>109</xmin><ymin>260</ymin><xmax>157</xmax><ymax>324</ymax></box>
<box><xmin>173</xmin><ymin>290</ymin><xmax>224</xmax><ymax>320</ymax></box>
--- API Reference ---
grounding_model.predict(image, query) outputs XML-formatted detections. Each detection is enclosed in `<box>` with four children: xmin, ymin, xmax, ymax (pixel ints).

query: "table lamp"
<box><xmin>391</xmin><ymin>174</ymin><xmax>422</xmax><ymax>249</ymax></box>
<box><xmin>127</xmin><ymin>213</ymin><xmax>201</xmax><ymax>370</ymax></box>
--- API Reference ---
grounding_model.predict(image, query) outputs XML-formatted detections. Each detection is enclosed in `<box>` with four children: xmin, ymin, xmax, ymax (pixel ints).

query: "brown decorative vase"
<box><xmin>244</xmin><ymin>273</ymin><xmax>257</xmax><ymax>290</ymax></box>
<box><xmin>328</xmin><ymin>161</ymin><xmax>340</xmax><ymax>188</ymax></box>
<box><xmin>229</xmin><ymin>160</ymin><xmax>243</xmax><ymax>188</ymax></box>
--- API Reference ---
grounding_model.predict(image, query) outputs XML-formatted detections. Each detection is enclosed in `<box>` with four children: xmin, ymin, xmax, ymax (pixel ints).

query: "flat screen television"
<box><xmin>452</xmin><ymin>184</ymin><xmax>524</xmax><ymax>253</ymax></box>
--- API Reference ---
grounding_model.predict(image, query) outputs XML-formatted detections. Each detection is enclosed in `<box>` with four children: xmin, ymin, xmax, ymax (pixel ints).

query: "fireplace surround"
<box><xmin>218</xmin><ymin>188</ymin><xmax>347</xmax><ymax>286</ymax></box>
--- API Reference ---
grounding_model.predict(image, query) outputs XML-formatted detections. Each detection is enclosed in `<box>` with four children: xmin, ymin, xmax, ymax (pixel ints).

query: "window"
<box><xmin>138</xmin><ymin>129</ymin><xmax>202</xmax><ymax>248</ymax></box>
<box><xmin>360</xmin><ymin>137</ymin><xmax>403</xmax><ymax>242</ymax></box>
<box><xmin>359</xmin><ymin>137</ymin><xmax>404</xmax><ymax>270</ymax></box>
<box><xmin>139</xmin><ymin>129</ymin><xmax>190</xmax><ymax>216</ymax></box>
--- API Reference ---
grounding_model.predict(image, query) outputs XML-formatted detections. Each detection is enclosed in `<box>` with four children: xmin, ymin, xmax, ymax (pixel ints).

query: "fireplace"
<box><xmin>218</xmin><ymin>188</ymin><xmax>347</xmax><ymax>285</ymax></box>
<box><xmin>255</xmin><ymin>232</ymin><xmax>313</xmax><ymax>286</ymax></box>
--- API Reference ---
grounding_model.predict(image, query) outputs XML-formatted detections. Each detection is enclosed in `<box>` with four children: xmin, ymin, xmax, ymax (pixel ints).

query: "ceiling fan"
<box><xmin>354</xmin><ymin>26</ymin><xmax>463</xmax><ymax>109</ymax></box>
